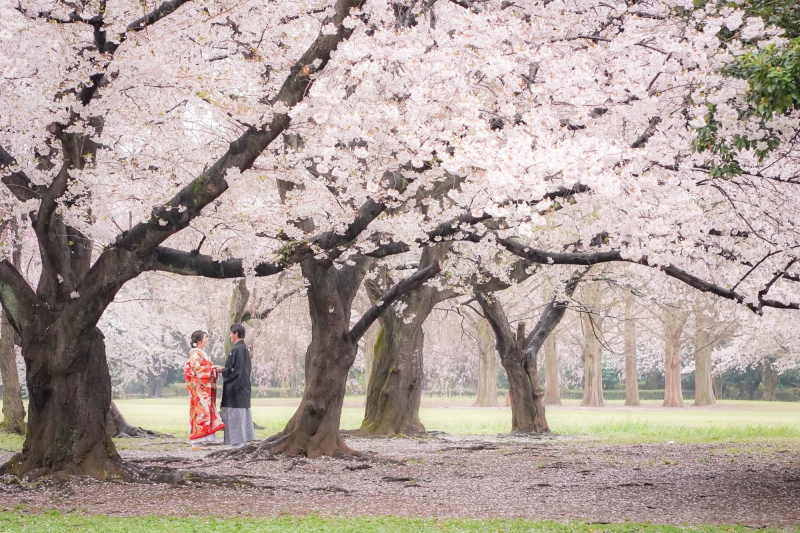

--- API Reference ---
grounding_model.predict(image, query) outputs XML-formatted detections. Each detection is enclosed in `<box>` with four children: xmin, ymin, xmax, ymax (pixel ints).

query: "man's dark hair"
<box><xmin>230</xmin><ymin>323</ymin><xmax>245</xmax><ymax>340</ymax></box>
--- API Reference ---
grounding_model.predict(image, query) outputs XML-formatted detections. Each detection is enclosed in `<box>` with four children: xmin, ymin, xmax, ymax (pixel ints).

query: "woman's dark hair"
<box><xmin>230</xmin><ymin>323</ymin><xmax>245</xmax><ymax>340</ymax></box>
<box><xmin>190</xmin><ymin>330</ymin><xmax>207</xmax><ymax>348</ymax></box>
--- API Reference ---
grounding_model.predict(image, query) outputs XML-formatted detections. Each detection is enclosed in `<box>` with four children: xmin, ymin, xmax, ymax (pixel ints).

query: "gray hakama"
<box><xmin>222</xmin><ymin>407</ymin><xmax>255</xmax><ymax>446</ymax></box>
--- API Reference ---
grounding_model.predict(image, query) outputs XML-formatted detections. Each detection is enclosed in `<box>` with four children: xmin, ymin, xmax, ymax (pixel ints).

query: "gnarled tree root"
<box><xmin>210</xmin><ymin>429</ymin><xmax>366</xmax><ymax>461</ymax></box>
<box><xmin>341</xmin><ymin>424</ymin><xmax>427</xmax><ymax>439</ymax></box>
<box><xmin>107</xmin><ymin>402</ymin><xmax>173</xmax><ymax>439</ymax></box>
<box><xmin>1</xmin><ymin>451</ymin><xmax>253</xmax><ymax>487</ymax></box>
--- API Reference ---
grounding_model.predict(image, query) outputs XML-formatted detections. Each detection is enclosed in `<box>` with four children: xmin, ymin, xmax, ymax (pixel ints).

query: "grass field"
<box><xmin>0</xmin><ymin>513</ymin><xmax>797</xmax><ymax>533</ymax></box>
<box><xmin>1</xmin><ymin>397</ymin><xmax>799</xmax><ymax>452</ymax></box>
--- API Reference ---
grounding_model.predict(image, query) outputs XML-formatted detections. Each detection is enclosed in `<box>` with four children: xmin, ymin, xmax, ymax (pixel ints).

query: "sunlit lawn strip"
<box><xmin>0</xmin><ymin>513</ymin><xmax>797</xmax><ymax>533</ymax></box>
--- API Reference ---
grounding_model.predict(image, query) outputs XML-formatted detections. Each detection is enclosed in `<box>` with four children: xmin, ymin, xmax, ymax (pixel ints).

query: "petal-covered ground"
<box><xmin>1</xmin><ymin>435</ymin><xmax>798</xmax><ymax>528</ymax></box>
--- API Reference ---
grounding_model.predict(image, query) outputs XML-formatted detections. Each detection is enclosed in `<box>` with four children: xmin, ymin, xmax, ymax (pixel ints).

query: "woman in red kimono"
<box><xmin>184</xmin><ymin>330</ymin><xmax>225</xmax><ymax>449</ymax></box>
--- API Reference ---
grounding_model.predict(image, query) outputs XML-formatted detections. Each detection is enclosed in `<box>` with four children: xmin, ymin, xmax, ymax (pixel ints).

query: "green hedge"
<box><xmin>774</xmin><ymin>388</ymin><xmax>800</xmax><ymax>402</ymax></box>
<box><xmin>559</xmin><ymin>389</ymin><xmax>693</xmax><ymax>401</ymax></box>
<box><xmin>560</xmin><ymin>388</ymin><xmax>800</xmax><ymax>402</ymax></box>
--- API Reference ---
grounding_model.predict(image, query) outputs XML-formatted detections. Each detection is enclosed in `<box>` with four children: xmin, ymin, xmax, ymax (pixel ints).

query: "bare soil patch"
<box><xmin>1</xmin><ymin>435</ymin><xmax>798</xmax><ymax>527</ymax></box>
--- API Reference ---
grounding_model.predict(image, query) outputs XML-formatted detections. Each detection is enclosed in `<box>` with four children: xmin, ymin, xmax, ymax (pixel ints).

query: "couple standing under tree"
<box><xmin>184</xmin><ymin>324</ymin><xmax>255</xmax><ymax>449</ymax></box>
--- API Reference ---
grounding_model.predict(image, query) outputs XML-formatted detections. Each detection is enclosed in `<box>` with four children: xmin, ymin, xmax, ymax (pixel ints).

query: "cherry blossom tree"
<box><xmin>2</xmin><ymin>0</ymin><xmax>800</xmax><ymax>478</ymax></box>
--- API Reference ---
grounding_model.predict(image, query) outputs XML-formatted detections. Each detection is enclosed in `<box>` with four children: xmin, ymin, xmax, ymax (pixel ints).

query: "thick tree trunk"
<box><xmin>761</xmin><ymin>358</ymin><xmax>779</xmax><ymax>401</ymax></box>
<box><xmin>2</xmin><ymin>328</ymin><xmax>133</xmax><ymax>479</ymax></box>
<box><xmin>358</xmin><ymin>321</ymin><xmax>426</xmax><ymax>435</ymax></box>
<box><xmin>477</xmin><ymin>269</ymin><xmax>583</xmax><ymax>433</ymax></box>
<box><xmin>543</xmin><ymin>332</ymin><xmax>561</xmax><ymax>406</ymax></box>
<box><xmin>356</xmin><ymin>244</ymin><xmax>451</xmax><ymax>436</ymax></box>
<box><xmin>266</xmin><ymin>259</ymin><xmax>366</xmax><ymax>457</ymax></box>
<box><xmin>661</xmin><ymin>310</ymin><xmax>688</xmax><ymax>408</ymax></box>
<box><xmin>0</xmin><ymin>310</ymin><xmax>25</xmax><ymax>434</ymax></box>
<box><xmin>623</xmin><ymin>292</ymin><xmax>640</xmax><ymax>407</ymax></box>
<box><xmin>499</xmin><ymin>322</ymin><xmax>549</xmax><ymax>433</ymax></box>
<box><xmin>474</xmin><ymin>319</ymin><xmax>499</xmax><ymax>407</ymax></box>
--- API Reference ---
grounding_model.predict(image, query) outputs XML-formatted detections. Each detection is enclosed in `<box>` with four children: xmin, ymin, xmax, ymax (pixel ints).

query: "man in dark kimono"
<box><xmin>221</xmin><ymin>323</ymin><xmax>255</xmax><ymax>448</ymax></box>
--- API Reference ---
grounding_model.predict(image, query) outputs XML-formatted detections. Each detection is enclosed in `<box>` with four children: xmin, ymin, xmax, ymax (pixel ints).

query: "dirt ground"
<box><xmin>1</xmin><ymin>434</ymin><xmax>798</xmax><ymax>528</ymax></box>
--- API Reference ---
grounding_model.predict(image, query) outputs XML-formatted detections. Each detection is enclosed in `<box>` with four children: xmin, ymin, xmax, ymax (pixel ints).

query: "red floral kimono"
<box><xmin>185</xmin><ymin>348</ymin><xmax>225</xmax><ymax>442</ymax></box>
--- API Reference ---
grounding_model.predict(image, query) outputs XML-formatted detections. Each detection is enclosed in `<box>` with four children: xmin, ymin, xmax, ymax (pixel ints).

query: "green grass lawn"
<box><xmin>0</xmin><ymin>513</ymin><xmax>796</xmax><ymax>533</ymax></box>
<box><xmin>1</xmin><ymin>397</ymin><xmax>799</xmax><ymax>452</ymax></box>
<box><xmin>107</xmin><ymin>396</ymin><xmax>800</xmax><ymax>445</ymax></box>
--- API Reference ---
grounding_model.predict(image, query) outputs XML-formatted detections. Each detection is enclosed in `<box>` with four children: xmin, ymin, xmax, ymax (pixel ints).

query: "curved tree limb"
<box><xmin>496</xmin><ymin>236</ymin><xmax>800</xmax><ymax>313</ymax></box>
<box><xmin>346</xmin><ymin>260</ymin><xmax>442</xmax><ymax>344</ymax></box>
<box><xmin>73</xmin><ymin>0</ymin><xmax>366</xmax><ymax>329</ymax></box>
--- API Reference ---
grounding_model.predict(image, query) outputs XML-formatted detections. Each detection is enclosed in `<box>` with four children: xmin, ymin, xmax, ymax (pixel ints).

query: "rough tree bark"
<box><xmin>543</xmin><ymin>332</ymin><xmax>561</xmax><ymax>406</ymax></box>
<box><xmin>0</xmin><ymin>309</ymin><xmax>25</xmax><ymax>434</ymax></box>
<box><xmin>761</xmin><ymin>357</ymin><xmax>779</xmax><ymax>401</ymax></box>
<box><xmin>362</xmin><ymin>323</ymin><xmax>379</xmax><ymax>393</ymax></box>
<box><xmin>580</xmin><ymin>283</ymin><xmax>604</xmax><ymax>407</ymax></box>
<box><xmin>623</xmin><ymin>292</ymin><xmax>640</xmax><ymax>407</ymax></box>
<box><xmin>356</xmin><ymin>244</ymin><xmax>452</xmax><ymax>436</ymax></box>
<box><xmin>262</xmin><ymin>256</ymin><xmax>440</xmax><ymax>456</ymax></box>
<box><xmin>661</xmin><ymin>308</ymin><xmax>689</xmax><ymax>408</ymax></box>
<box><xmin>474</xmin><ymin>319</ymin><xmax>499</xmax><ymax>407</ymax></box>
<box><xmin>477</xmin><ymin>269</ymin><xmax>584</xmax><ymax>433</ymax></box>
<box><xmin>0</xmin><ymin>220</ymin><xmax>25</xmax><ymax>434</ymax></box>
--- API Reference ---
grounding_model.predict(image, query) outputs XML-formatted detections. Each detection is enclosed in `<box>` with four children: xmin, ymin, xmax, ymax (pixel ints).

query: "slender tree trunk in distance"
<box><xmin>356</xmin><ymin>244</ymin><xmax>451</xmax><ymax>436</ymax></box>
<box><xmin>0</xmin><ymin>310</ymin><xmax>25</xmax><ymax>434</ymax></box>
<box><xmin>693</xmin><ymin>329</ymin><xmax>716</xmax><ymax>407</ymax></box>
<box><xmin>224</xmin><ymin>279</ymin><xmax>250</xmax><ymax>356</ymax></box>
<box><xmin>661</xmin><ymin>309</ymin><xmax>688</xmax><ymax>408</ymax></box>
<box><xmin>543</xmin><ymin>332</ymin><xmax>561</xmax><ymax>406</ymax></box>
<box><xmin>761</xmin><ymin>358</ymin><xmax>779</xmax><ymax>401</ymax></box>
<box><xmin>713</xmin><ymin>375</ymin><xmax>723</xmax><ymax>399</ymax></box>
<box><xmin>623</xmin><ymin>292</ymin><xmax>640</xmax><ymax>406</ymax></box>
<box><xmin>646</xmin><ymin>370</ymin><xmax>661</xmax><ymax>390</ymax></box>
<box><xmin>147</xmin><ymin>363</ymin><xmax>169</xmax><ymax>398</ymax></box>
<box><xmin>474</xmin><ymin>319</ymin><xmax>499</xmax><ymax>407</ymax></box>
<box><xmin>692</xmin><ymin>298</ymin><xmax>718</xmax><ymax>407</ymax></box>
<box><xmin>580</xmin><ymin>283</ymin><xmax>604</xmax><ymax>407</ymax></box>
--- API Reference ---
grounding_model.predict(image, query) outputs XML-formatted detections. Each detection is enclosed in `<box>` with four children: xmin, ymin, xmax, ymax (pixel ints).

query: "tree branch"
<box><xmin>346</xmin><ymin>260</ymin><xmax>442</xmax><ymax>343</ymax></box>
<box><xmin>630</xmin><ymin>116</ymin><xmax>661</xmax><ymax>148</ymax></box>
<box><xmin>126</xmin><ymin>0</ymin><xmax>193</xmax><ymax>31</ymax></box>
<box><xmin>523</xmin><ymin>268</ymin><xmax>586</xmax><ymax>361</ymax></box>
<box><xmin>242</xmin><ymin>288</ymin><xmax>301</xmax><ymax>321</ymax></box>
<box><xmin>496</xmin><ymin>236</ymin><xmax>800</xmax><ymax>313</ymax></box>
<box><xmin>78</xmin><ymin>0</ymin><xmax>366</xmax><ymax>311</ymax></box>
